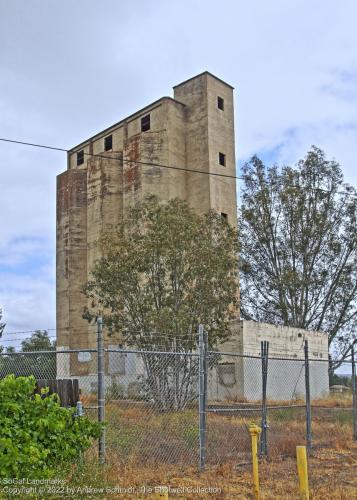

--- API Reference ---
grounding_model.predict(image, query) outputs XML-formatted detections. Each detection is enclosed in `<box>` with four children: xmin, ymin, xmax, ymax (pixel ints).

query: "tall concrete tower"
<box><xmin>56</xmin><ymin>72</ymin><xmax>237</xmax><ymax>366</ymax></box>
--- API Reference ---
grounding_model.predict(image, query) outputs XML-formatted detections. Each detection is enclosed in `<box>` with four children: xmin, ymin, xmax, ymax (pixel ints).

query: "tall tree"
<box><xmin>0</xmin><ymin>331</ymin><xmax>56</xmax><ymax>379</ymax></box>
<box><xmin>0</xmin><ymin>308</ymin><xmax>5</xmax><ymax>339</ymax></box>
<box><xmin>21</xmin><ymin>330</ymin><xmax>56</xmax><ymax>352</ymax></box>
<box><xmin>240</xmin><ymin>146</ymin><xmax>357</xmax><ymax>368</ymax></box>
<box><xmin>84</xmin><ymin>197</ymin><xmax>239</xmax><ymax>410</ymax></box>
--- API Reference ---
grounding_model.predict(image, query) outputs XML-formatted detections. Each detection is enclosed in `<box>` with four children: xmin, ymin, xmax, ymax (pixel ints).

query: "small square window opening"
<box><xmin>219</xmin><ymin>152</ymin><xmax>226</xmax><ymax>166</ymax></box>
<box><xmin>217</xmin><ymin>96</ymin><xmax>224</xmax><ymax>110</ymax></box>
<box><xmin>141</xmin><ymin>114</ymin><xmax>151</xmax><ymax>132</ymax></box>
<box><xmin>221</xmin><ymin>212</ymin><xmax>228</xmax><ymax>221</ymax></box>
<box><xmin>77</xmin><ymin>150</ymin><xmax>84</xmax><ymax>166</ymax></box>
<box><xmin>104</xmin><ymin>135</ymin><xmax>113</xmax><ymax>151</ymax></box>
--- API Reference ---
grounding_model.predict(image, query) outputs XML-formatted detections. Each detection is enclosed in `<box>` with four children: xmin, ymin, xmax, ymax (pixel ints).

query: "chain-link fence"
<box><xmin>1</xmin><ymin>332</ymin><xmax>356</xmax><ymax>471</ymax></box>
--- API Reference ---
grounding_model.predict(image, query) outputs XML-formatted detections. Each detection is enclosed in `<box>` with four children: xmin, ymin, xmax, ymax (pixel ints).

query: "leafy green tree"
<box><xmin>0</xmin><ymin>308</ymin><xmax>5</xmax><ymax>353</ymax></box>
<box><xmin>329</xmin><ymin>372</ymin><xmax>352</xmax><ymax>388</ymax></box>
<box><xmin>84</xmin><ymin>197</ymin><xmax>239</xmax><ymax>410</ymax></box>
<box><xmin>0</xmin><ymin>331</ymin><xmax>56</xmax><ymax>379</ymax></box>
<box><xmin>0</xmin><ymin>308</ymin><xmax>4</xmax><ymax>339</ymax></box>
<box><xmin>21</xmin><ymin>329</ymin><xmax>56</xmax><ymax>352</ymax></box>
<box><xmin>240</xmin><ymin>147</ymin><xmax>357</xmax><ymax>369</ymax></box>
<box><xmin>0</xmin><ymin>374</ymin><xmax>100</xmax><ymax>478</ymax></box>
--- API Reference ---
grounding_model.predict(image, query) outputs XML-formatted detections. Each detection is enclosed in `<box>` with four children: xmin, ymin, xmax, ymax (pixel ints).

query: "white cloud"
<box><xmin>0</xmin><ymin>272</ymin><xmax>55</xmax><ymax>333</ymax></box>
<box><xmin>0</xmin><ymin>0</ymin><xmax>356</xmax><ymax>333</ymax></box>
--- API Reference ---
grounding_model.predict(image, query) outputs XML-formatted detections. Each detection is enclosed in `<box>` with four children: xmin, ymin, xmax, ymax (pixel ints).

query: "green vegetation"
<box><xmin>0</xmin><ymin>308</ymin><xmax>5</xmax><ymax>339</ymax></box>
<box><xmin>0</xmin><ymin>331</ymin><xmax>56</xmax><ymax>378</ymax></box>
<box><xmin>240</xmin><ymin>147</ymin><xmax>357</xmax><ymax>367</ymax></box>
<box><xmin>84</xmin><ymin>197</ymin><xmax>239</xmax><ymax>410</ymax></box>
<box><xmin>0</xmin><ymin>375</ymin><xmax>101</xmax><ymax>478</ymax></box>
<box><xmin>329</xmin><ymin>373</ymin><xmax>352</xmax><ymax>388</ymax></box>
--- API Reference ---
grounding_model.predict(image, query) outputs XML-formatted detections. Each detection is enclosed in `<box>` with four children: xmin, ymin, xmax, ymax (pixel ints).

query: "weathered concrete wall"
<box><xmin>56</xmin><ymin>169</ymin><xmax>88</xmax><ymax>350</ymax></box>
<box><xmin>240</xmin><ymin>320</ymin><xmax>329</xmax><ymax>360</ymax></box>
<box><xmin>210</xmin><ymin>320</ymin><xmax>330</xmax><ymax>401</ymax></box>
<box><xmin>207</xmin><ymin>76</ymin><xmax>237</xmax><ymax>227</ymax></box>
<box><xmin>57</xmin><ymin>72</ymin><xmax>238</xmax><ymax>361</ymax></box>
<box><xmin>173</xmin><ymin>73</ymin><xmax>211</xmax><ymax>215</ymax></box>
<box><xmin>241</xmin><ymin>357</ymin><xmax>329</xmax><ymax>401</ymax></box>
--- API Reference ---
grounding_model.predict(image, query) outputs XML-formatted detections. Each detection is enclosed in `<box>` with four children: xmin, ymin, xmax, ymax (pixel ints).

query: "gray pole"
<box><xmin>97</xmin><ymin>315</ymin><xmax>105</xmax><ymax>464</ymax></box>
<box><xmin>198</xmin><ymin>324</ymin><xmax>206</xmax><ymax>471</ymax></box>
<box><xmin>304</xmin><ymin>340</ymin><xmax>312</xmax><ymax>454</ymax></box>
<box><xmin>260</xmin><ymin>340</ymin><xmax>269</xmax><ymax>457</ymax></box>
<box><xmin>203</xmin><ymin>329</ymin><xmax>208</xmax><ymax>416</ymax></box>
<box><xmin>352</xmin><ymin>342</ymin><xmax>357</xmax><ymax>441</ymax></box>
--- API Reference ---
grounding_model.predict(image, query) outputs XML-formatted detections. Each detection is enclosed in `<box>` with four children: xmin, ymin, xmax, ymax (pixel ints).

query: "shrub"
<box><xmin>0</xmin><ymin>375</ymin><xmax>101</xmax><ymax>478</ymax></box>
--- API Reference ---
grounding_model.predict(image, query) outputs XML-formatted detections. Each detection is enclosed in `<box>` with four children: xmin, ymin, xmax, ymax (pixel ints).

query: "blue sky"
<box><xmin>0</xmin><ymin>0</ymin><xmax>356</xmax><ymax>345</ymax></box>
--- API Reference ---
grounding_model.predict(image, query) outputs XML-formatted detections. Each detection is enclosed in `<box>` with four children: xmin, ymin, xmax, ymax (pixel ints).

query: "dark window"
<box><xmin>221</xmin><ymin>212</ymin><xmax>228</xmax><ymax>221</ymax></box>
<box><xmin>141</xmin><ymin>114</ymin><xmax>150</xmax><ymax>132</ymax></box>
<box><xmin>104</xmin><ymin>135</ymin><xmax>113</xmax><ymax>151</ymax></box>
<box><xmin>77</xmin><ymin>150</ymin><xmax>84</xmax><ymax>166</ymax></box>
<box><xmin>217</xmin><ymin>96</ymin><xmax>224</xmax><ymax>110</ymax></box>
<box><xmin>217</xmin><ymin>363</ymin><xmax>236</xmax><ymax>387</ymax></box>
<box><xmin>219</xmin><ymin>152</ymin><xmax>226</xmax><ymax>166</ymax></box>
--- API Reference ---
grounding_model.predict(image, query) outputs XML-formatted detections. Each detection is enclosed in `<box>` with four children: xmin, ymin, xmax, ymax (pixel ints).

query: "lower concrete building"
<box><xmin>209</xmin><ymin>320</ymin><xmax>329</xmax><ymax>401</ymax></box>
<box><xmin>57</xmin><ymin>320</ymin><xmax>329</xmax><ymax>402</ymax></box>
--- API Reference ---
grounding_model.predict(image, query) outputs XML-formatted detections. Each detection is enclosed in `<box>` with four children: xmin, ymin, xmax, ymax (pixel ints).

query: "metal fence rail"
<box><xmin>1</xmin><ymin>332</ymin><xmax>356</xmax><ymax>471</ymax></box>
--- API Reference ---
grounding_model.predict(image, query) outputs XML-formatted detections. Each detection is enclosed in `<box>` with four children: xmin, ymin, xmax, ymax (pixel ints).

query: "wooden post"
<box><xmin>296</xmin><ymin>446</ymin><xmax>309</xmax><ymax>500</ymax></box>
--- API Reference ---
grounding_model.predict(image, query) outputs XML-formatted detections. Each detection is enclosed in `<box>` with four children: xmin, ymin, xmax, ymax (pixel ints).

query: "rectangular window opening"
<box><xmin>219</xmin><ymin>152</ymin><xmax>226</xmax><ymax>166</ymax></box>
<box><xmin>104</xmin><ymin>134</ymin><xmax>113</xmax><ymax>151</ymax></box>
<box><xmin>221</xmin><ymin>212</ymin><xmax>228</xmax><ymax>221</ymax></box>
<box><xmin>217</xmin><ymin>96</ymin><xmax>224</xmax><ymax>110</ymax></box>
<box><xmin>77</xmin><ymin>150</ymin><xmax>84</xmax><ymax>166</ymax></box>
<box><xmin>141</xmin><ymin>114</ymin><xmax>151</xmax><ymax>132</ymax></box>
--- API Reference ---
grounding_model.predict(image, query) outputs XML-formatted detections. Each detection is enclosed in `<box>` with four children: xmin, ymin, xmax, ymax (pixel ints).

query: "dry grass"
<box><xmin>103</xmin><ymin>401</ymin><xmax>353</xmax><ymax>467</ymax></box>
<box><xmin>68</xmin><ymin>444</ymin><xmax>357</xmax><ymax>499</ymax></box>
<box><xmin>68</xmin><ymin>395</ymin><xmax>356</xmax><ymax>498</ymax></box>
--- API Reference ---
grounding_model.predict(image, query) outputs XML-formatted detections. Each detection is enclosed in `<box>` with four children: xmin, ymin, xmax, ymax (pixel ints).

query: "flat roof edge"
<box><xmin>68</xmin><ymin>96</ymin><xmax>185</xmax><ymax>153</ymax></box>
<box><xmin>173</xmin><ymin>71</ymin><xmax>234</xmax><ymax>90</ymax></box>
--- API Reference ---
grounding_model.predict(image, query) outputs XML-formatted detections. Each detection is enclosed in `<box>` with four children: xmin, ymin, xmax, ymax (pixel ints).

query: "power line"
<box><xmin>2</xmin><ymin>328</ymin><xmax>57</xmax><ymax>336</ymax></box>
<box><xmin>1</xmin><ymin>136</ymin><xmax>356</xmax><ymax>198</ymax></box>
<box><xmin>0</xmin><ymin>137</ymin><xmax>241</xmax><ymax>181</ymax></box>
<box><xmin>1</xmin><ymin>337</ymin><xmax>56</xmax><ymax>342</ymax></box>
<box><xmin>0</xmin><ymin>137</ymin><xmax>67</xmax><ymax>152</ymax></box>
<box><xmin>2</xmin><ymin>326</ymin><xmax>96</xmax><ymax>336</ymax></box>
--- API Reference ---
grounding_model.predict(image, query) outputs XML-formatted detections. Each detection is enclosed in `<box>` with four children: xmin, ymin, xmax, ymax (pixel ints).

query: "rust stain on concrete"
<box><xmin>124</xmin><ymin>135</ymin><xmax>141</xmax><ymax>193</ymax></box>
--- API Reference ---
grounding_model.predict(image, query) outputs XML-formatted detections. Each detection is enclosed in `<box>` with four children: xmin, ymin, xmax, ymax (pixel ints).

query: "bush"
<box><xmin>0</xmin><ymin>375</ymin><xmax>101</xmax><ymax>478</ymax></box>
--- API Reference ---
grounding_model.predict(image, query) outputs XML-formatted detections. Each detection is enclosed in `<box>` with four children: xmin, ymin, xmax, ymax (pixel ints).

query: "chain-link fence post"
<box><xmin>304</xmin><ymin>340</ymin><xmax>312</xmax><ymax>454</ymax></box>
<box><xmin>352</xmin><ymin>341</ymin><xmax>357</xmax><ymax>441</ymax></box>
<box><xmin>260</xmin><ymin>340</ymin><xmax>269</xmax><ymax>457</ymax></box>
<box><xmin>97</xmin><ymin>315</ymin><xmax>105</xmax><ymax>464</ymax></box>
<box><xmin>198</xmin><ymin>324</ymin><xmax>206</xmax><ymax>471</ymax></box>
<box><xmin>203</xmin><ymin>329</ymin><xmax>208</xmax><ymax>419</ymax></box>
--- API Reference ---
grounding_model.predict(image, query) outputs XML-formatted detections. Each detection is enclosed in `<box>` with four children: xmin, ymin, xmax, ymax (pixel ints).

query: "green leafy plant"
<box><xmin>0</xmin><ymin>375</ymin><xmax>101</xmax><ymax>478</ymax></box>
<box><xmin>83</xmin><ymin>197</ymin><xmax>239</xmax><ymax>411</ymax></box>
<box><xmin>105</xmin><ymin>381</ymin><xmax>126</xmax><ymax>400</ymax></box>
<box><xmin>240</xmin><ymin>147</ymin><xmax>357</xmax><ymax>369</ymax></box>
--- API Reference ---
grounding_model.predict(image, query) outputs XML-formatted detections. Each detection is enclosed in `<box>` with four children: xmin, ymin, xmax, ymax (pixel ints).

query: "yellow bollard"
<box><xmin>296</xmin><ymin>446</ymin><xmax>309</xmax><ymax>500</ymax></box>
<box><xmin>249</xmin><ymin>423</ymin><xmax>262</xmax><ymax>500</ymax></box>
